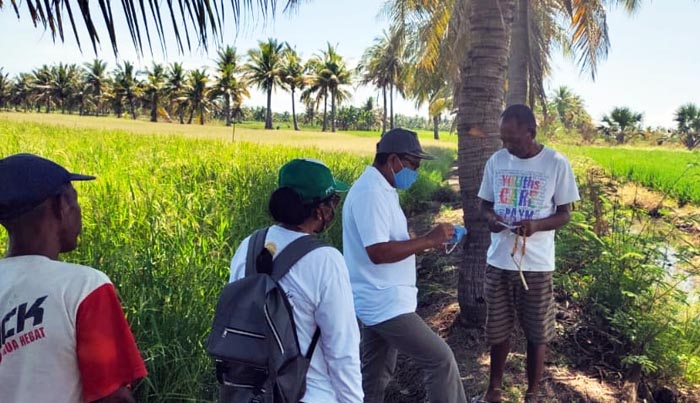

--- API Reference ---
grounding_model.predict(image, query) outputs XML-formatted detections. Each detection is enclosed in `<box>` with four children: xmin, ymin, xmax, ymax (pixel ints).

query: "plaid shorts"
<box><xmin>484</xmin><ymin>265</ymin><xmax>555</xmax><ymax>345</ymax></box>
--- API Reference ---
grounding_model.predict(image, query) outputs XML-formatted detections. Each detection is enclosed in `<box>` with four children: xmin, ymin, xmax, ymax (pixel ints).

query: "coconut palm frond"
<box><xmin>0</xmin><ymin>0</ymin><xmax>304</xmax><ymax>55</ymax></box>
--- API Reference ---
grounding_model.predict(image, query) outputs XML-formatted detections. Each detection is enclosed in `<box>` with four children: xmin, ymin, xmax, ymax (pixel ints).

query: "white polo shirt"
<box><xmin>342</xmin><ymin>166</ymin><xmax>417</xmax><ymax>326</ymax></box>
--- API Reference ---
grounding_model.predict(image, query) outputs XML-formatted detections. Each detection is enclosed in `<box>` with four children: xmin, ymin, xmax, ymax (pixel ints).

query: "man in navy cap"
<box><xmin>342</xmin><ymin>129</ymin><xmax>467</xmax><ymax>402</ymax></box>
<box><xmin>0</xmin><ymin>154</ymin><xmax>147</xmax><ymax>403</ymax></box>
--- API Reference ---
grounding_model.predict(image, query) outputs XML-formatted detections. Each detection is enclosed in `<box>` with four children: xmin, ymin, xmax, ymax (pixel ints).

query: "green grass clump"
<box><xmin>0</xmin><ymin>120</ymin><xmax>455</xmax><ymax>402</ymax></box>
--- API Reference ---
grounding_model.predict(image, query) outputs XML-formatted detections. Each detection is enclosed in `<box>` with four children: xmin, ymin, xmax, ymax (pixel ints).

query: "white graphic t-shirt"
<box><xmin>478</xmin><ymin>147</ymin><xmax>580</xmax><ymax>272</ymax></box>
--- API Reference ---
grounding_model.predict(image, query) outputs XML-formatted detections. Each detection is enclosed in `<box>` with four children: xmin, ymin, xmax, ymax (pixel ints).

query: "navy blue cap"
<box><xmin>0</xmin><ymin>154</ymin><xmax>95</xmax><ymax>220</ymax></box>
<box><xmin>377</xmin><ymin>128</ymin><xmax>434</xmax><ymax>160</ymax></box>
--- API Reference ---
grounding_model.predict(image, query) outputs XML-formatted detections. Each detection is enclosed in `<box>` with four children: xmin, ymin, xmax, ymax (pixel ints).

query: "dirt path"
<box><xmin>386</xmin><ymin>168</ymin><xmax>700</xmax><ymax>403</ymax></box>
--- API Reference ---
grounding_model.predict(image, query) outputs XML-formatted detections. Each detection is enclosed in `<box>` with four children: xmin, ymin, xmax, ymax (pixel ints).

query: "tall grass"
<box><xmin>561</xmin><ymin>146</ymin><xmax>700</xmax><ymax>205</ymax></box>
<box><xmin>0</xmin><ymin>120</ymin><xmax>455</xmax><ymax>402</ymax></box>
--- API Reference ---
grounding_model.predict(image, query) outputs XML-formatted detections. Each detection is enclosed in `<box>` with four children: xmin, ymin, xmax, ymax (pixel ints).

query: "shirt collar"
<box><xmin>365</xmin><ymin>165</ymin><xmax>395</xmax><ymax>192</ymax></box>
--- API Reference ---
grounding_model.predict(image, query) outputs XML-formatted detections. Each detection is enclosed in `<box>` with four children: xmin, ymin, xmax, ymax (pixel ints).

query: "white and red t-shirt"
<box><xmin>0</xmin><ymin>255</ymin><xmax>147</xmax><ymax>403</ymax></box>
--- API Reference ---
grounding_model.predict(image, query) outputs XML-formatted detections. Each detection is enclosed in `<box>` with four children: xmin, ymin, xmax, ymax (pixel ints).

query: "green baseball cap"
<box><xmin>278</xmin><ymin>159</ymin><xmax>349</xmax><ymax>202</ymax></box>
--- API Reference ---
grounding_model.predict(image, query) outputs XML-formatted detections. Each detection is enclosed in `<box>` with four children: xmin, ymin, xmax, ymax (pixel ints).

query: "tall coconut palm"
<box><xmin>301</xmin><ymin>58</ymin><xmax>329</xmax><ymax>131</ymax></box>
<box><xmin>359</xmin><ymin>30</ymin><xmax>407</xmax><ymax>133</ymax></box>
<box><xmin>320</xmin><ymin>44</ymin><xmax>352</xmax><ymax>133</ymax></box>
<box><xmin>214</xmin><ymin>46</ymin><xmax>246</xmax><ymax>126</ymax></box>
<box><xmin>83</xmin><ymin>59</ymin><xmax>109</xmax><ymax>116</ymax></box>
<box><xmin>455</xmin><ymin>0</ymin><xmax>516</xmax><ymax>326</ymax></box>
<box><xmin>185</xmin><ymin>69</ymin><xmax>212</xmax><ymax>125</ymax></box>
<box><xmin>245</xmin><ymin>38</ymin><xmax>285</xmax><ymax>129</ymax></box>
<box><xmin>411</xmin><ymin>66</ymin><xmax>452</xmax><ymax>140</ymax></box>
<box><xmin>114</xmin><ymin>61</ymin><xmax>142</xmax><ymax>119</ymax></box>
<box><xmin>213</xmin><ymin>64</ymin><xmax>249</xmax><ymax>126</ymax></box>
<box><xmin>50</xmin><ymin>63</ymin><xmax>82</xmax><ymax>114</ymax></box>
<box><xmin>0</xmin><ymin>69</ymin><xmax>11</xmax><ymax>110</ymax></box>
<box><xmin>166</xmin><ymin>62</ymin><xmax>189</xmax><ymax>124</ymax></box>
<box><xmin>388</xmin><ymin>0</ymin><xmax>642</xmax><ymax>111</ymax></box>
<box><xmin>12</xmin><ymin>73</ymin><xmax>34</xmax><ymax>112</ymax></box>
<box><xmin>675</xmin><ymin>103</ymin><xmax>700</xmax><ymax>150</ymax></box>
<box><xmin>601</xmin><ymin>106</ymin><xmax>643</xmax><ymax>144</ymax></box>
<box><xmin>280</xmin><ymin>47</ymin><xmax>305</xmax><ymax>131</ymax></box>
<box><xmin>303</xmin><ymin>44</ymin><xmax>352</xmax><ymax>133</ymax></box>
<box><xmin>550</xmin><ymin>86</ymin><xmax>592</xmax><ymax>133</ymax></box>
<box><xmin>143</xmin><ymin>63</ymin><xmax>167</xmax><ymax>122</ymax></box>
<box><xmin>32</xmin><ymin>65</ymin><xmax>54</xmax><ymax>113</ymax></box>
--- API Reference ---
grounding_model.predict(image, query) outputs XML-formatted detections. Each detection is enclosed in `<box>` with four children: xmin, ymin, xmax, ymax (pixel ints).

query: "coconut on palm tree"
<box><xmin>245</xmin><ymin>38</ymin><xmax>285</xmax><ymax>130</ymax></box>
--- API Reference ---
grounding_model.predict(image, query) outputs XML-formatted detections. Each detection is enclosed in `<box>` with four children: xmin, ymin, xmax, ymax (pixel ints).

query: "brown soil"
<box><xmin>385</xmin><ymin>191</ymin><xmax>700</xmax><ymax>403</ymax></box>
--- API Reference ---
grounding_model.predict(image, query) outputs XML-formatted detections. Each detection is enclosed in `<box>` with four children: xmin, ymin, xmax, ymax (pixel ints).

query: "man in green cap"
<box><xmin>342</xmin><ymin>129</ymin><xmax>466</xmax><ymax>403</ymax></box>
<box><xmin>228</xmin><ymin>159</ymin><xmax>363</xmax><ymax>403</ymax></box>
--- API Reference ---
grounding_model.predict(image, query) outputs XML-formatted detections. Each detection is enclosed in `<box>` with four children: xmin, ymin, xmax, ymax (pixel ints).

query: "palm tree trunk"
<box><xmin>382</xmin><ymin>85</ymin><xmax>387</xmax><ymax>135</ymax></box>
<box><xmin>225</xmin><ymin>91</ymin><xmax>232</xmax><ymax>127</ymax></box>
<box><xmin>331</xmin><ymin>91</ymin><xmax>336</xmax><ymax>133</ymax></box>
<box><xmin>129</xmin><ymin>98</ymin><xmax>136</xmax><ymax>120</ymax></box>
<box><xmin>200</xmin><ymin>106</ymin><xmax>205</xmax><ymax>125</ymax></box>
<box><xmin>265</xmin><ymin>87</ymin><xmax>273</xmax><ymax>129</ymax></box>
<box><xmin>188</xmin><ymin>105</ymin><xmax>195</xmax><ymax>124</ymax></box>
<box><xmin>322</xmin><ymin>91</ymin><xmax>328</xmax><ymax>132</ymax></box>
<box><xmin>433</xmin><ymin>115</ymin><xmax>440</xmax><ymax>140</ymax></box>
<box><xmin>457</xmin><ymin>0</ymin><xmax>515</xmax><ymax>327</ymax></box>
<box><xmin>389</xmin><ymin>82</ymin><xmax>394</xmax><ymax>129</ymax></box>
<box><xmin>179</xmin><ymin>106</ymin><xmax>185</xmax><ymax>124</ymax></box>
<box><xmin>291</xmin><ymin>87</ymin><xmax>299</xmax><ymax>131</ymax></box>
<box><xmin>151</xmin><ymin>94</ymin><xmax>158</xmax><ymax>122</ymax></box>
<box><xmin>506</xmin><ymin>0</ymin><xmax>529</xmax><ymax>106</ymax></box>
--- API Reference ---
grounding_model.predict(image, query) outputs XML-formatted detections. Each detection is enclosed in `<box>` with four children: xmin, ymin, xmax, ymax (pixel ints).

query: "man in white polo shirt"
<box><xmin>343</xmin><ymin>128</ymin><xmax>466</xmax><ymax>403</ymax></box>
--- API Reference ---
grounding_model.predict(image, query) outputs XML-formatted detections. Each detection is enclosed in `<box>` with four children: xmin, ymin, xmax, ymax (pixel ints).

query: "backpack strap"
<box><xmin>270</xmin><ymin>235</ymin><xmax>328</xmax><ymax>282</ymax></box>
<box><xmin>245</xmin><ymin>227</ymin><xmax>270</xmax><ymax>276</ymax></box>
<box><xmin>271</xmin><ymin>235</ymin><xmax>328</xmax><ymax>359</ymax></box>
<box><xmin>306</xmin><ymin>327</ymin><xmax>321</xmax><ymax>359</ymax></box>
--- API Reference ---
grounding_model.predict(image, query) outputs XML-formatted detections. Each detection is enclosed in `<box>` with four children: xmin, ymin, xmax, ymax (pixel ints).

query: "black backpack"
<box><xmin>207</xmin><ymin>227</ymin><xmax>326</xmax><ymax>403</ymax></box>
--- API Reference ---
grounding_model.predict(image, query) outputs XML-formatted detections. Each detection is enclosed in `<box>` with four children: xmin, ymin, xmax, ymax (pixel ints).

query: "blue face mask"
<box><xmin>393</xmin><ymin>160</ymin><xmax>418</xmax><ymax>190</ymax></box>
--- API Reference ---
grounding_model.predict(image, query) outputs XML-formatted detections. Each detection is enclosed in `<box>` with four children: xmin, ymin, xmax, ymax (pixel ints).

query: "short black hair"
<box><xmin>501</xmin><ymin>104</ymin><xmax>536</xmax><ymax>135</ymax></box>
<box><xmin>268</xmin><ymin>187</ymin><xmax>335</xmax><ymax>226</ymax></box>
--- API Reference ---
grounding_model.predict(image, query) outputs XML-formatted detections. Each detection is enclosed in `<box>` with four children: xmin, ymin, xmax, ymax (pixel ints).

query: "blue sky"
<box><xmin>0</xmin><ymin>1</ymin><xmax>698</xmax><ymax>127</ymax></box>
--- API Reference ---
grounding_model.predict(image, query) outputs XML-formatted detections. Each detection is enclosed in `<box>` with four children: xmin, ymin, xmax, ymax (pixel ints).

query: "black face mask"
<box><xmin>315</xmin><ymin>203</ymin><xmax>337</xmax><ymax>234</ymax></box>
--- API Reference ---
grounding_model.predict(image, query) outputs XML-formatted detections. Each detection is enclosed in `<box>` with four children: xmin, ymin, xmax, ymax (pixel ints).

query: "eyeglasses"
<box><xmin>400</xmin><ymin>156</ymin><xmax>421</xmax><ymax>170</ymax></box>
